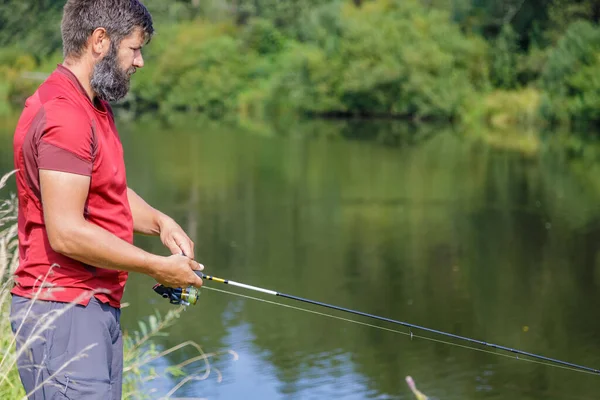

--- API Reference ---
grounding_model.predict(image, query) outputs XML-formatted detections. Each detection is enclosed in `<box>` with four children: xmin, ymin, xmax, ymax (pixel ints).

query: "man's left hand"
<box><xmin>158</xmin><ymin>216</ymin><xmax>195</xmax><ymax>259</ymax></box>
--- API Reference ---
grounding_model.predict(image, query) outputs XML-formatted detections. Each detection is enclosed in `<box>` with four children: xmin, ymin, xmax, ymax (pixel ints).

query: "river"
<box><xmin>1</xmin><ymin>115</ymin><xmax>600</xmax><ymax>399</ymax></box>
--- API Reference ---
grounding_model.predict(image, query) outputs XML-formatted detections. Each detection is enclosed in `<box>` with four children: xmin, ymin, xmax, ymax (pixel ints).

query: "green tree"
<box><xmin>540</xmin><ymin>21</ymin><xmax>600</xmax><ymax>127</ymax></box>
<box><xmin>546</xmin><ymin>0</ymin><xmax>600</xmax><ymax>43</ymax></box>
<box><xmin>262</xmin><ymin>0</ymin><xmax>489</xmax><ymax>120</ymax></box>
<box><xmin>490</xmin><ymin>24</ymin><xmax>520</xmax><ymax>89</ymax></box>
<box><xmin>0</xmin><ymin>0</ymin><xmax>63</xmax><ymax>58</ymax></box>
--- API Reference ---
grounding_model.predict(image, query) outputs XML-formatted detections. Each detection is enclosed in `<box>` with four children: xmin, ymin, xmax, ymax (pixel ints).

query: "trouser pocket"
<box><xmin>46</xmin><ymin>298</ymin><xmax>114</xmax><ymax>399</ymax></box>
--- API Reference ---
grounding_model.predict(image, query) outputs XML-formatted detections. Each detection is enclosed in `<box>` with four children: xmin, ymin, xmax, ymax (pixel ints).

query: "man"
<box><xmin>10</xmin><ymin>1</ymin><xmax>204</xmax><ymax>399</ymax></box>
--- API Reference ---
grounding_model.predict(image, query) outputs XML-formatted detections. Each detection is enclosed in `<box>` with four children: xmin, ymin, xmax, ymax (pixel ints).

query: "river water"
<box><xmin>1</xmin><ymin>116</ymin><xmax>600</xmax><ymax>399</ymax></box>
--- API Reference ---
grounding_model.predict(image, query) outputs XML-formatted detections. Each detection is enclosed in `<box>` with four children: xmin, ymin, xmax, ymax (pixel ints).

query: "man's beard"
<box><xmin>90</xmin><ymin>43</ymin><xmax>135</xmax><ymax>103</ymax></box>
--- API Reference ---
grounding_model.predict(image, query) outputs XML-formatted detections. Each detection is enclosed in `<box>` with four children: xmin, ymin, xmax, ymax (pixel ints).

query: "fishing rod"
<box><xmin>153</xmin><ymin>271</ymin><xmax>600</xmax><ymax>375</ymax></box>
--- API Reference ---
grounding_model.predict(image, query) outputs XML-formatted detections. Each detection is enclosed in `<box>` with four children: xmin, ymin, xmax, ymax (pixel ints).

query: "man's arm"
<box><xmin>127</xmin><ymin>187</ymin><xmax>195</xmax><ymax>259</ymax></box>
<box><xmin>127</xmin><ymin>187</ymin><xmax>162</xmax><ymax>235</ymax></box>
<box><xmin>40</xmin><ymin>170</ymin><xmax>203</xmax><ymax>288</ymax></box>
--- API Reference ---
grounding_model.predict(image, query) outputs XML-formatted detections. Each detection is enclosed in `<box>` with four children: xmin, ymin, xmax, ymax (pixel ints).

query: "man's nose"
<box><xmin>133</xmin><ymin>52</ymin><xmax>144</xmax><ymax>68</ymax></box>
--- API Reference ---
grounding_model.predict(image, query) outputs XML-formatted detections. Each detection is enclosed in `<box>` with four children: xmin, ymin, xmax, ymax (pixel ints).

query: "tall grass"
<box><xmin>0</xmin><ymin>286</ymin><xmax>25</xmax><ymax>399</ymax></box>
<box><xmin>0</xmin><ymin>171</ymin><xmax>238</xmax><ymax>399</ymax></box>
<box><xmin>0</xmin><ymin>170</ymin><xmax>18</xmax><ymax>281</ymax></box>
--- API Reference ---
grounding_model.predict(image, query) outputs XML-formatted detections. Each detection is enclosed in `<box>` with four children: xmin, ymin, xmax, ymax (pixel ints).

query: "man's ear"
<box><xmin>89</xmin><ymin>27</ymin><xmax>110</xmax><ymax>57</ymax></box>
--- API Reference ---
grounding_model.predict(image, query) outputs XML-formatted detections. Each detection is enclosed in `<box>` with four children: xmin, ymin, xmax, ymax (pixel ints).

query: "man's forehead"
<box><xmin>122</xmin><ymin>28</ymin><xmax>146</xmax><ymax>45</ymax></box>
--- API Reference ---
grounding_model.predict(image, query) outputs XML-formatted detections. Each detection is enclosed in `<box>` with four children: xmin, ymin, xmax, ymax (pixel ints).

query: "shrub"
<box><xmin>540</xmin><ymin>21</ymin><xmax>600</xmax><ymax>128</ymax></box>
<box><xmin>260</xmin><ymin>0</ymin><xmax>490</xmax><ymax>120</ymax></box>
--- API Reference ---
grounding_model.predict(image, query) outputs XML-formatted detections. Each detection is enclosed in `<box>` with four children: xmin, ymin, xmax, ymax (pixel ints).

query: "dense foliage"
<box><xmin>2</xmin><ymin>0</ymin><xmax>600</xmax><ymax>130</ymax></box>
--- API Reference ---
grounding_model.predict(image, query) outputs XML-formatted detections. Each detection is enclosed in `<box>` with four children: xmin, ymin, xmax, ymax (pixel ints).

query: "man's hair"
<box><xmin>61</xmin><ymin>0</ymin><xmax>154</xmax><ymax>59</ymax></box>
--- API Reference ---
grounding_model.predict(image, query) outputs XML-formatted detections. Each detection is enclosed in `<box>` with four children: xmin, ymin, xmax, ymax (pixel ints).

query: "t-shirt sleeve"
<box><xmin>38</xmin><ymin>99</ymin><xmax>94</xmax><ymax>176</ymax></box>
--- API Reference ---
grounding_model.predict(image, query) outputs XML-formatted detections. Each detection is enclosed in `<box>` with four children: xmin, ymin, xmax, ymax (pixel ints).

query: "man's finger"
<box><xmin>191</xmin><ymin>275</ymin><xmax>203</xmax><ymax>288</ymax></box>
<box><xmin>188</xmin><ymin>240</ymin><xmax>195</xmax><ymax>260</ymax></box>
<box><xmin>166</xmin><ymin>240</ymin><xmax>181</xmax><ymax>255</ymax></box>
<box><xmin>189</xmin><ymin>260</ymin><xmax>204</xmax><ymax>271</ymax></box>
<box><xmin>189</xmin><ymin>268</ymin><xmax>203</xmax><ymax>287</ymax></box>
<box><xmin>173</xmin><ymin>235</ymin><xmax>193</xmax><ymax>258</ymax></box>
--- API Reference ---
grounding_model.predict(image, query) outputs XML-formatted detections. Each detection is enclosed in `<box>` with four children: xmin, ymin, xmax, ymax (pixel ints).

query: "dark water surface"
<box><xmin>2</xmin><ymin>117</ymin><xmax>600</xmax><ymax>399</ymax></box>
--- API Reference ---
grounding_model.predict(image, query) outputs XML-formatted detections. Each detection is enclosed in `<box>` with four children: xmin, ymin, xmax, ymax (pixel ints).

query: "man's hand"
<box><xmin>158</xmin><ymin>216</ymin><xmax>195</xmax><ymax>259</ymax></box>
<box><xmin>151</xmin><ymin>254</ymin><xmax>204</xmax><ymax>288</ymax></box>
<box><xmin>126</xmin><ymin>187</ymin><xmax>203</xmax><ymax>286</ymax></box>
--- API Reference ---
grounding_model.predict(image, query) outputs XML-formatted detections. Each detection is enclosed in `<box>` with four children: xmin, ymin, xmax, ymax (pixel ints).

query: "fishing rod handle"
<box><xmin>151</xmin><ymin>261</ymin><xmax>204</xmax><ymax>306</ymax></box>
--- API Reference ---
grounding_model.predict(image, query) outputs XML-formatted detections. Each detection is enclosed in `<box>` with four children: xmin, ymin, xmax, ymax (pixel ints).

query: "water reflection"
<box><xmin>118</xmin><ymin>118</ymin><xmax>600</xmax><ymax>399</ymax></box>
<box><xmin>2</xmin><ymin>116</ymin><xmax>600</xmax><ymax>399</ymax></box>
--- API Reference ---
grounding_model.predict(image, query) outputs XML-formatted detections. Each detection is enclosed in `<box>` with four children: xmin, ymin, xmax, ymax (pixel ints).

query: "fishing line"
<box><xmin>201</xmin><ymin>285</ymin><xmax>598</xmax><ymax>377</ymax></box>
<box><xmin>153</xmin><ymin>273</ymin><xmax>600</xmax><ymax>375</ymax></box>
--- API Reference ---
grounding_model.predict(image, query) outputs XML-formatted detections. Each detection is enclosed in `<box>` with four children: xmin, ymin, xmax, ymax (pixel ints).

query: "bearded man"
<box><xmin>10</xmin><ymin>1</ymin><xmax>204</xmax><ymax>398</ymax></box>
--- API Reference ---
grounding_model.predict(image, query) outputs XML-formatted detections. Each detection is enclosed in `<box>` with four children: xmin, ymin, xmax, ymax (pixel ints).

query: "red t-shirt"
<box><xmin>11</xmin><ymin>64</ymin><xmax>133</xmax><ymax>308</ymax></box>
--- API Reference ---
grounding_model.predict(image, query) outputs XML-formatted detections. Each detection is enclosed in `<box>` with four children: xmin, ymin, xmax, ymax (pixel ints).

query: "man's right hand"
<box><xmin>151</xmin><ymin>254</ymin><xmax>204</xmax><ymax>288</ymax></box>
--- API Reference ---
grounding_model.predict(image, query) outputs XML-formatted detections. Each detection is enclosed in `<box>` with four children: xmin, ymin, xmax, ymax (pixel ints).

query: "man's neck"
<box><xmin>62</xmin><ymin>58</ymin><xmax>96</xmax><ymax>101</ymax></box>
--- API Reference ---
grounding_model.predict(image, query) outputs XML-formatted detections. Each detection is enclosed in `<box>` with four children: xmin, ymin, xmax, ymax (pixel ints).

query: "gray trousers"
<box><xmin>10</xmin><ymin>294</ymin><xmax>123</xmax><ymax>400</ymax></box>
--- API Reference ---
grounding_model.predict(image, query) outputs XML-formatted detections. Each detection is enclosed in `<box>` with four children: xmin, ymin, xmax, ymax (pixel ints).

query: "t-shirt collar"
<box><xmin>55</xmin><ymin>64</ymin><xmax>108</xmax><ymax>114</ymax></box>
